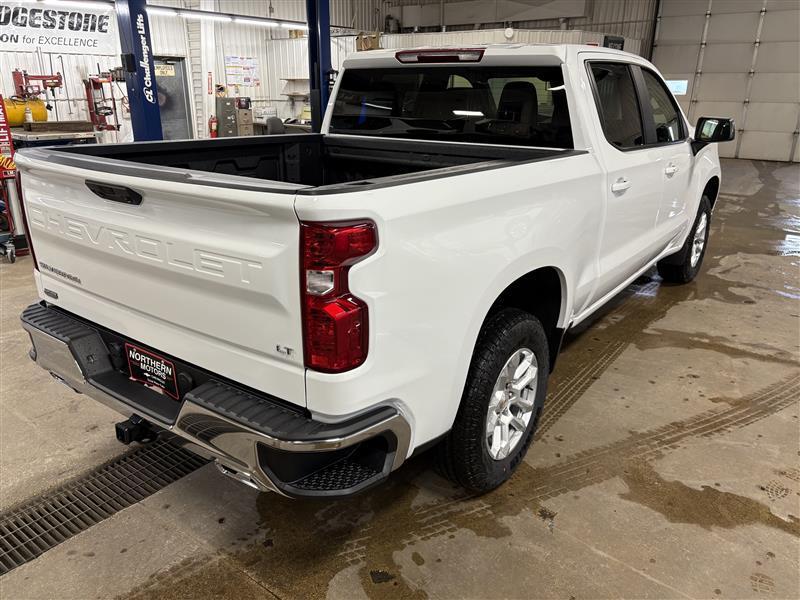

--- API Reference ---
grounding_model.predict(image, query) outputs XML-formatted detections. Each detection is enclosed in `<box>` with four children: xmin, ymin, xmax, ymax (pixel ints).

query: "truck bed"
<box><xmin>27</xmin><ymin>134</ymin><xmax>573</xmax><ymax>193</ymax></box>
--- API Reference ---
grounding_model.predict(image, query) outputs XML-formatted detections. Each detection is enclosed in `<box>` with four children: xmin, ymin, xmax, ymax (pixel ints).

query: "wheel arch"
<box><xmin>703</xmin><ymin>176</ymin><xmax>720</xmax><ymax>210</ymax></box>
<box><xmin>483</xmin><ymin>265</ymin><xmax>568</xmax><ymax>371</ymax></box>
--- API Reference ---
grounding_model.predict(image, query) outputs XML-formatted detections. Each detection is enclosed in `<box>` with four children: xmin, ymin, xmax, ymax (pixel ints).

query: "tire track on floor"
<box><xmin>537</xmin><ymin>340</ymin><xmax>627</xmax><ymax>436</ymax></box>
<box><xmin>338</xmin><ymin>372</ymin><xmax>800</xmax><ymax>563</ymax></box>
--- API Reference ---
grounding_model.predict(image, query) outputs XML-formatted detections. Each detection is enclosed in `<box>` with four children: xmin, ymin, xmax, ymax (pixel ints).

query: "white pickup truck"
<box><xmin>17</xmin><ymin>45</ymin><xmax>733</xmax><ymax>498</ymax></box>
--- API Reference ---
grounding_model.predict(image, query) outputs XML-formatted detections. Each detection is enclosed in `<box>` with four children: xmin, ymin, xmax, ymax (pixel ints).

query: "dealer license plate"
<box><xmin>125</xmin><ymin>343</ymin><xmax>180</xmax><ymax>400</ymax></box>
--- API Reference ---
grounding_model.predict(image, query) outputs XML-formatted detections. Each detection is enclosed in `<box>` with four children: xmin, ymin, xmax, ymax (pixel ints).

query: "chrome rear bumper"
<box><xmin>22</xmin><ymin>303</ymin><xmax>410</xmax><ymax>498</ymax></box>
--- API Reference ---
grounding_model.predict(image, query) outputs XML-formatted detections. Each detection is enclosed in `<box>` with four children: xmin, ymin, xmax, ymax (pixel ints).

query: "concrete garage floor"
<box><xmin>1</xmin><ymin>158</ymin><xmax>798</xmax><ymax>600</ymax></box>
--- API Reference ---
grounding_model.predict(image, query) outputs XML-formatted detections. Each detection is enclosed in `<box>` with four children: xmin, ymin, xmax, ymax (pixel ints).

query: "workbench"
<box><xmin>11</xmin><ymin>129</ymin><xmax>99</xmax><ymax>149</ymax></box>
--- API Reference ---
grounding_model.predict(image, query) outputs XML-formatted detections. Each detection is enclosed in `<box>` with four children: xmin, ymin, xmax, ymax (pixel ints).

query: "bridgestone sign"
<box><xmin>0</xmin><ymin>1</ymin><xmax>116</xmax><ymax>55</ymax></box>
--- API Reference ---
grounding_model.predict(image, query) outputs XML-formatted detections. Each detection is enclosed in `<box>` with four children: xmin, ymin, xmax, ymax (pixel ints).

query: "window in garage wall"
<box><xmin>652</xmin><ymin>0</ymin><xmax>800</xmax><ymax>162</ymax></box>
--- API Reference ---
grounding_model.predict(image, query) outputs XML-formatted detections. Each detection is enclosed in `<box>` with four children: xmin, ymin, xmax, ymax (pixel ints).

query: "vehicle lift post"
<box><xmin>115</xmin><ymin>0</ymin><xmax>163</xmax><ymax>141</ymax></box>
<box><xmin>305</xmin><ymin>0</ymin><xmax>332</xmax><ymax>133</ymax></box>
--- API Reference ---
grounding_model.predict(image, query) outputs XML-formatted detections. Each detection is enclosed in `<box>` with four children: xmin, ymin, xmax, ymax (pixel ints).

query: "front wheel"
<box><xmin>437</xmin><ymin>308</ymin><xmax>549</xmax><ymax>493</ymax></box>
<box><xmin>657</xmin><ymin>195</ymin><xmax>712</xmax><ymax>284</ymax></box>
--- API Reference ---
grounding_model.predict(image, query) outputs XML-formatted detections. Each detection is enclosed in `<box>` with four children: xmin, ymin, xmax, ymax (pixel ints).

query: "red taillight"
<box><xmin>395</xmin><ymin>48</ymin><xmax>485</xmax><ymax>63</ymax></box>
<box><xmin>300</xmin><ymin>220</ymin><xmax>377</xmax><ymax>373</ymax></box>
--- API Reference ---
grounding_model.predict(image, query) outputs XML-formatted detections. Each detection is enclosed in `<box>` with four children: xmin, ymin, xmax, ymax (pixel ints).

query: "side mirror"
<box><xmin>692</xmin><ymin>116</ymin><xmax>735</xmax><ymax>154</ymax></box>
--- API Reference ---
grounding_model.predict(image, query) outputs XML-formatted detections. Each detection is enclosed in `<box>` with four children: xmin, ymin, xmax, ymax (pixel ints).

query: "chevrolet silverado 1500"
<box><xmin>17</xmin><ymin>45</ymin><xmax>734</xmax><ymax>498</ymax></box>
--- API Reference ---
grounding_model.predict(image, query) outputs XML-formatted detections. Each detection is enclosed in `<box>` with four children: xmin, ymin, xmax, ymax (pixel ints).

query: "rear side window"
<box><xmin>330</xmin><ymin>66</ymin><xmax>573</xmax><ymax>149</ymax></box>
<box><xmin>589</xmin><ymin>63</ymin><xmax>644</xmax><ymax>149</ymax></box>
<box><xmin>641</xmin><ymin>69</ymin><xmax>686</xmax><ymax>143</ymax></box>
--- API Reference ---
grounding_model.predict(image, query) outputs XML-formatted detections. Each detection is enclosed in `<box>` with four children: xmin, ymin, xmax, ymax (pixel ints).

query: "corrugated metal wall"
<box><xmin>2</xmin><ymin>0</ymin><xmax>655</xmax><ymax>139</ymax></box>
<box><xmin>0</xmin><ymin>5</ymin><xmax>188</xmax><ymax>141</ymax></box>
<box><xmin>384</xmin><ymin>0</ymin><xmax>658</xmax><ymax>55</ymax></box>
<box><xmin>245</xmin><ymin>28</ymin><xmax>640</xmax><ymax>123</ymax></box>
<box><xmin>213</xmin><ymin>0</ymin><xmax>379</xmax><ymax>31</ymax></box>
<box><xmin>517</xmin><ymin>0</ymin><xmax>656</xmax><ymax>53</ymax></box>
<box><xmin>379</xmin><ymin>28</ymin><xmax>630</xmax><ymax>51</ymax></box>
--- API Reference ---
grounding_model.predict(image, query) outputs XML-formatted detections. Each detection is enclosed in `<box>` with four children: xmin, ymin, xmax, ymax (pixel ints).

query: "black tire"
<box><xmin>437</xmin><ymin>308</ymin><xmax>549</xmax><ymax>493</ymax></box>
<box><xmin>657</xmin><ymin>195</ymin><xmax>712</xmax><ymax>284</ymax></box>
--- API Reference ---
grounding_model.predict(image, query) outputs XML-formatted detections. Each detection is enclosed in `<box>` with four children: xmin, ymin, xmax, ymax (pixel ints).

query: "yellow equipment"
<box><xmin>2</xmin><ymin>98</ymin><xmax>47</xmax><ymax>127</ymax></box>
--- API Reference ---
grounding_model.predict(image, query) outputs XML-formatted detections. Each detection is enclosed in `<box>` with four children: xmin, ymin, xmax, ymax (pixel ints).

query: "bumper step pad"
<box><xmin>292</xmin><ymin>458</ymin><xmax>381</xmax><ymax>492</ymax></box>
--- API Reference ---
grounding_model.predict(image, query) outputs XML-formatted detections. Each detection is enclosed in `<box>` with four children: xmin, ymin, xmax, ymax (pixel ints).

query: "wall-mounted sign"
<box><xmin>154</xmin><ymin>63</ymin><xmax>175</xmax><ymax>77</ymax></box>
<box><xmin>224</xmin><ymin>55</ymin><xmax>260</xmax><ymax>88</ymax></box>
<box><xmin>665</xmin><ymin>79</ymin><xmax>689</xmax><ymax>96</ymax></box>
<box><xmin>0</xmin><ymin>1</ymin><xmax>116</xmax><ymax>55</ymax></box>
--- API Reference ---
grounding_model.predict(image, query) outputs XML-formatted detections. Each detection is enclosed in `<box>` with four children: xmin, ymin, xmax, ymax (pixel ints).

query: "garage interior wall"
<box><xmin>0</xmin><ymin>1</ymin><xmax>190</xmax><ymax>143</ymax></box>
<box><xmin>0</xmin><ymin>0</ymin><xmax>381</xmax><ymax>140</ymax></box>
<box><xmin>245</xmin><ymin>28</ymin><xmax>642</xmax><ymax>124</ymax></box>
<box><xmin>384</xmin><ymin>0</ymin><xmax>659</xmax><ymax>51</ymax></box>
<box><xmin>652</xmin><ymin>0</ymin><xmax>800</xmax><ymax>162</ymax></box>
<box><xmin>2</xmin><ymin>0</ymin><xmax>708</xmax><ymax>143</ymax></box>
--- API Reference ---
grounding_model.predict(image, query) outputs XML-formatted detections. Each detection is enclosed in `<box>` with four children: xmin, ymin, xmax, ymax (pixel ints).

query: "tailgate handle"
<box><xmin>85</xmin><ymin>181</ymin><xmax>143</xmax><ymax>205</ymax></box>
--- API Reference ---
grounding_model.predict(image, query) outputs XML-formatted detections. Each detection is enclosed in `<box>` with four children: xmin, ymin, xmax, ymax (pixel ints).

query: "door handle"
<box><xmin>611</xmin><ymin>177</ymin><xmax>631</xmax><ymax>193</ymax></box>
<box><xmin>85</xmin><ymin>181</ymin><xmax>143</xmax><ymax>205</ymax></box>
<box><xmin>664</xmin><ymin>164</ymin><xmax>679</xmax><ymax>176</ymax></box>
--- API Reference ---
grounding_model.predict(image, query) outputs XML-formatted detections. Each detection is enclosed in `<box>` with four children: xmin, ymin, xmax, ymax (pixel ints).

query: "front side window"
<box><xmin>330</xmin><ymin>66</ymin><xmax>573</xmax><ymax>148</ymax></box>
<box><xmin>589</xmin><ymin>62</ymin><xmax>644</xmax><ymax>149</ymax></box>
<box><xmin>641</xmin><ymin>69</ymin><xmax>686</xmax><ymax>143</ymax></box>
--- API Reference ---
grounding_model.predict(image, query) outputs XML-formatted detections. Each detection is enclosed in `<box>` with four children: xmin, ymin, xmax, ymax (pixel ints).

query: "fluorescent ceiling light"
<box><xmin>146</xmin><ymin>6</ymin><xmax>179</xmax><ymax>16</ymax></box>
<box><xmin>453</xmin><ymin>110</ymin><xmax>484</xmax><ymax>117</ymax></box>
<box><xmin>234</xmin><ymin>17</ymin><xmax>279</xmax><ymax>27</ymax></box>
<box><xmin>146</xmin><ymin>5</ymin><xmax>302</xmax><ymax>27</ymax></box>
<box><xmin>180</xmin><ymin>11</ymin><xmax>232</xmax><ymax>22</ymax></box>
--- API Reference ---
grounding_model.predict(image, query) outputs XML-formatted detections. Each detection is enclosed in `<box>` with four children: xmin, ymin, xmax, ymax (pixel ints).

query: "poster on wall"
<box><xmin>224</xmin><ymin>55</ymin><xmax>260</xmax><ymax>88</ymax></box>
<box><xmin>0</xmin><ymin>0</ymin><xmax>116</xmax><ymax>55</ymax></box>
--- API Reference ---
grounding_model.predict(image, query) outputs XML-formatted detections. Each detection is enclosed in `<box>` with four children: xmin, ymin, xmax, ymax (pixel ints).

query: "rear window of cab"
<box><xmin>330</xmin><ymin>66</ymin><xmax>574</xmax><ymax>149</ymax></box>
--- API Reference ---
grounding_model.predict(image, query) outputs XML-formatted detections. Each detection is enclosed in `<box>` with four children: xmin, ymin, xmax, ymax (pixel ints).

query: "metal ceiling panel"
<box><xmin>760</xmin><ymin>9</ymin><xmax>800</xmax><ymax>41</ymax></box>
<box><xmin>657</xmin><ymin>15</ymin><xmax>706</xmax><ymax>43</ymax></box>
<box><xmin>696</xmin><ymin>73</ymin><xmax>749</xmax><ymax>101</ymax></box>
<box><xmin>738</xmin><ymin>131</ymin><xmax>795</xmax><ymax>161</ymax></box>
<box><xmin>707</xmin><ymin>0</ymin><xmax>766</xmax><ymax>14</ymax></box>
<box><xmin>705</xmin><ymin>11</ymin><xmax>760</xmax><ymax>43</ymax></box>
<box><xmin>745</xmin><ymin>102</ymin><xmax>800</xmax><ymax>133</ymax></box>
<box><xmin>749</xmin><ymin>73</ymin><xmax>800</xmax><ymax>103</ymax></box>
<box><xmin>755</xmin><ymin>42</ymin><xmax>800</xmax><ymax>73</ymax></box>
<box><xmin>694</xmin><ymin>101</ymin><xmax>745</xmax><ymax>128</ymax></box>
<box><xmin>700</xmin><ymin>43</ymin><xmax>754</xmax><ymax>72</ymax></box>
<box><xmin>652</xmin><ymin>45</ymin><xmax>701</xmax><ymax>74</ymax></box>
<box><xmin>660</xmin><ymin>0</ymin><xmax>709</xmax><ymax>17</ymax></box>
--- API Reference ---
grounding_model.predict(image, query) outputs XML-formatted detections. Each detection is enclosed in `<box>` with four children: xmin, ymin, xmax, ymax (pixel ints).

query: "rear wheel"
<box><xmin>657</xmin><ymin>195</ymin><xmax>711</xmax><ymax>284</ymax></box>
<box><xmin>437</xmin><ymin>308</ymin><xmax>549</xmax><ymax>493</ymax></box>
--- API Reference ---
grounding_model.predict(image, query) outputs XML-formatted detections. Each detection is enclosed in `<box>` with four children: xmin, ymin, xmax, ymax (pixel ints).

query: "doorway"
<box><xmin>154</xmin><ymin>57</ymin><xmax>193</xmax><ymax>140</ymax></box>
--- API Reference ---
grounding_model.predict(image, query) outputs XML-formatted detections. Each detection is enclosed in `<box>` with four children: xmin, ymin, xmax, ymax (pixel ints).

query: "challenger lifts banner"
<box><xmin>0</xmin><ymin>1</ymin><xmax>116</xmax><ymax>55</ymax></box>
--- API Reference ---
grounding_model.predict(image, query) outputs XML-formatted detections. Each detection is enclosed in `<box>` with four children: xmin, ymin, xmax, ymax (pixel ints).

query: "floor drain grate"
<box><xmin>0</xmin><ymin>439</ymin><xmax>207</xmax><ymax>575</ymax></box>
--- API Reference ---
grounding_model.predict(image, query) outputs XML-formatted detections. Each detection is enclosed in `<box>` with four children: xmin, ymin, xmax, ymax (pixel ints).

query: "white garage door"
<box><xmin>653</xmin><ymin>0</ymin><xmax>800</xmax><ymax>162</ymax></box>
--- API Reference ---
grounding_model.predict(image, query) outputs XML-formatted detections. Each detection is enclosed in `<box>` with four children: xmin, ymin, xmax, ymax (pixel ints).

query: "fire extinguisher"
<box><xmin>208</xmin><ymin>115</ymin><xmax>218</xmax><ymax>138</ymax></box>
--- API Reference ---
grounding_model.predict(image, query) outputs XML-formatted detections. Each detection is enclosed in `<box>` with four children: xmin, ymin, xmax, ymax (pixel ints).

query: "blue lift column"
<box><xmin>116</xmin><ymin>0</ymin><xmax>163</xmax><ymax>141</ymax></box>
<box><xmin>306</xmin><ymin>0</ymin><xmax>331</xmax><ymax>133</ymax></box>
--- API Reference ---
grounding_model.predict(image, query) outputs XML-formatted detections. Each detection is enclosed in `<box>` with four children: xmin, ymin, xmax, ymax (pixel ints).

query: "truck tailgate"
<box><xmin>17</xmin><ymin>153</ymin><xmax>306</xmax><ymax>407</ymax></box>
